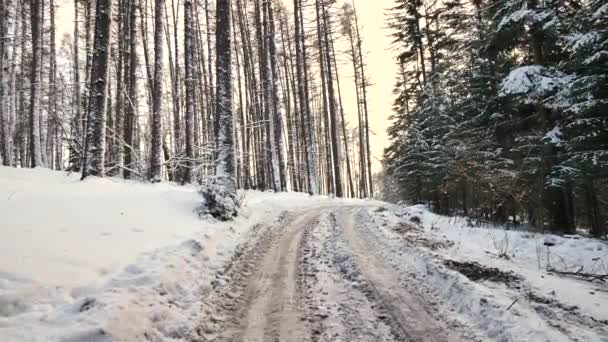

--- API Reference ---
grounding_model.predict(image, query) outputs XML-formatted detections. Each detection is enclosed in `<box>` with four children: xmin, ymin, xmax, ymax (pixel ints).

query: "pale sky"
<box><xmin>56</xmin><ymin>0</ymin><xmax>396</xmax><ymax>172</ymax></box>
<box><xmin>339</xmin><ymin>1</ymin><xmax>396</xmax><ymax>171</ymax></box>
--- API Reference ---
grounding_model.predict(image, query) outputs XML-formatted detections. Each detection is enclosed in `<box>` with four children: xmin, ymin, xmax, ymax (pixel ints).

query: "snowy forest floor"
<box><xmin>1</xmin><ymin>167</ymin><xmax>607</xmax><ymax>341</ymax></box>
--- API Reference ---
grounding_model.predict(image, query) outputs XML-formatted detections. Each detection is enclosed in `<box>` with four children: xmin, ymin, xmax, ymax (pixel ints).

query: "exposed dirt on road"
<box><xmin>191</xmin><ymin>205</ymin><xmax>466</xmax><ymax>342</ymax></box>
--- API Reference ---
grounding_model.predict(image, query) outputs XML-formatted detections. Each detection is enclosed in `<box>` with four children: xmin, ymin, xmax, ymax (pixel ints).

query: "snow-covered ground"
<box><xmin>369</xmin><ymin>204</ymin><xmax>608</xmax><ymax>341</ymax></box>
<box><xmin>3</xmin><ymin>166</ymin><xmax>606</xmax><ymax>341</ymax></box>
<box><xmin>0</xmin><ymin>167</ymin><xmax>351</xmax><ymax>342</ymax></box>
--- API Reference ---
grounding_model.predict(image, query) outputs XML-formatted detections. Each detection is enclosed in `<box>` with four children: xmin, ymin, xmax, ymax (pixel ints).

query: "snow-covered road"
<box><xmin>193</xmin><ymin>205</ymin><xmax>465</xmax><ymax>342</ymax></box>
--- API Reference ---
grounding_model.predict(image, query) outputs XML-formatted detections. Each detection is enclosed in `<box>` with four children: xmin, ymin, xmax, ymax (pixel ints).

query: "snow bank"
<box><xmin>0</xmin><ymin>167</ymin><xmax>206</xmax><ymax>287</ymax></box>
<box><xmin>368</xmin><ymin>204</ymin><xmax>608</xmax><ymax>341</ymax></box>
<box><xmin>0</xmin><ymin>166</ymin><xmax>351</xmax><ymax>341</ymax></box>
<box><xmin>405</xmin><ymin>205</ymin><xmax>607</xmax><ymax>313</ymax></box>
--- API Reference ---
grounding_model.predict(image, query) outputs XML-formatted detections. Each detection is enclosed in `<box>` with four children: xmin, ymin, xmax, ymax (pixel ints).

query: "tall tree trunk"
<box><xmin>68</xmin><ymin>0</ymin><xmax>82</xmax><ymax>170</ymax></box>
<box><xmin>0</xmin><ymin>0</ymin><xmax>11</xmax><ymax>165</ymax></box>
<box><xmin>113</xmin><ymin>0</ymin><xmax>125</xmax><ymax>175</ymax></box>
<box><xmin>329</xmin><ymin>29</ymin><xmax>354</xmax><ymax>198</ymax></box>
<box><xmin>48</xmin><ymin>0</ymin><xmax>58</xmax><ymax>169</ymax></box>
<box><xmin>81</xmin><ymin>0</ymin><xmax>112</xmax><ymax>179</ymax></box>
<box><xmin>17</xmin><ymin>0</ymin><xmax>27</xmax><ymax>167</ymax></box>
<box><xmin>169</xmin><ymin>0</ymin><xmax>182</xmax><ymax>158</ymax></box>
<box><xmin>314</xmin><ymin>0</ymin><xmax>333</xmax><ymax>195</ymax></box>
<box><xmin>7</xmin><ymin>0</ymin><xmax>19</xmax><ymax>166</ymax></box>
<box><xmin>29</xmin><ymin>0</ymin><xmax>44</xmax><ymax>167</ymax></box>
<box><xmin>183</xmin><ymin>0</ymin><xmax>196</xmax><ymax>183</ymax></box>
<box><xmin>149</xmin><ymin>0</ymin><xmax>165</xmax><ymax>181</ymax></box>
<box><xmin>123</xmin><ymin>0</ymin><xmax>138</xmax><ymax>179</ymax></box>
<box><xmin>294</xmin><ymin>0</ymin><xmax>316</xmax><ymax>194</ymax></box>
<box><xmin>267</xmin><ymin>0</ymin><xmax>287</xmax><ymax>191</ymax></box>
<box><xmin>277</xmin><ymin>7</ymin><xmax>300</xmax><ymax>192</ymax></box>
<box><xmin>205</xmin><ymin>0</ymin><xmax>216</xmax><ymax>141</ymax></box>
<box><xmin>321</xmin><ymin>1</ymin><xmax>342</xmax><ymax>197</ymax></box>
<box><xmin>352</xmin><ymin>7</ymin><xmax>373</xmax><ymax>197</ymax></box>
<box><xmin>82</xmin><ymin>0</ymin><xmax>93</xmax><ymax>137</ymax></box>
<box><xmin>139</xmin><ymin>0</ymin><xmax>154</xmax><ymax>105</ymax></box>
<box><xmin>231</xmin><ymin>0</ymin><xmax>248</xmax><ymax>189</ymax></box>
<box><xmin>215</xmin><ymin>0</ymin><xmax>234</xmax><ymax>179</ymax></box>
<box><xmin>345</xmin><ymin>20</ymin><xmax>366</xmax><ymax>198</ymax></box>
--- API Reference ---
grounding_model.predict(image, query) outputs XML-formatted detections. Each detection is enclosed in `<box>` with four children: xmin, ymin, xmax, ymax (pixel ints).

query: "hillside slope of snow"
<box><xmin>0</xmin><ymin>167</ymin><xmax>359</xmax><ymax>341</ymax></box>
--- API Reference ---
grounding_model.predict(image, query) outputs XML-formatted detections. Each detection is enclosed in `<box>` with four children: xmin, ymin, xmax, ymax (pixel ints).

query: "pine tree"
<box><xmin>550</xmin><ymin>0</ymin><xmax>608</xmax><ymax>236</ymax></box>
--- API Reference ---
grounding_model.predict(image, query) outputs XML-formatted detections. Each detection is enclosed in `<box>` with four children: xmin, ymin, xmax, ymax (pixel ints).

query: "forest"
<box><xmin>1</xmin><ymin>0</ymin><xmax>606</xmax><ymax>235</ymax></box>
<box><xmin>384</xmin><ymin>0</ymin><xmax>607</xmax><ymax>237</ymax></box>
<box><xmin>0</xmin><ymin>0</ymin><xmax>374</xmax><ymax>202</ymax></box>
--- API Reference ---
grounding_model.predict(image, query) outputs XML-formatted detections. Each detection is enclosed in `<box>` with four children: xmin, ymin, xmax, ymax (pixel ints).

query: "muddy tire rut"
<box><xmin>192</xmin><ymin>206</ymin><xmax>464</xmax><ymax>342</ymax></box>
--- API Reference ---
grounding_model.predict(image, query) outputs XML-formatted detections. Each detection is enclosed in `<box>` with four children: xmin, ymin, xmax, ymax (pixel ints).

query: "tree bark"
<box><xmin>353</xmin><ymin>7</ymin><xmax>373</xmax><ymax>197</ymax></box>
<box><xmin>123</xmin><ymin>0</ymin><xmax>139</xmax><ymax>179</ymax></box>
<box><xmin>266</xmin><ymin>0</ymin><xmax>287</xmax><ymax>191</ymax></box>
<box><xmin>81</xmin><ymin>0</ymin><xmax>112</xmax><ymax>179</ymax></box>
<box><xmin>149</xmin><ymin>0</ymin><xmax>165</xmax><ymax>181</ymax></box>
<box><xmin>184</xmin><ymin>0</ymin><xmax>196</xmax><ymax>183</ymax></box>
<box><xmin>215</xmin><ymin>0</ymin><xmax>234</xmax><ymax>179</ymax></box>
<box><xmin>321</xmin><ymin>1</ymin><xmax>343</xmax><ymax>197</ymax></box>
<box><xmin>0</xmin><ymin>0</ymin><xmax>11</xmax><ymax>166</ymax></box>
<box><xmin>49</xmin><ymin>0</ymin><xmax>59</xmax><ymax>169</ymax></box>
<box><xmin>29</xmin><ymin>0</ymin><xmax>44</xmax><ymax>168</ymax></box>
<box><xmin>294</xmin><ymin>0</ymin><xmax>316</xmax><ymax>195</ymax></box>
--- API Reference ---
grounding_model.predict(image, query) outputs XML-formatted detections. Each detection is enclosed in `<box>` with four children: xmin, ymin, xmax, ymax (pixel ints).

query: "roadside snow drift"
<box><xmin>0</xmin><ymin>167</ymin><xmax>349</xmax><ymax>341</ymax></box>
<box><xmin>368</xmin><ymin>204</ymin><xmax>608</xmax><ymax>341</ymax></box>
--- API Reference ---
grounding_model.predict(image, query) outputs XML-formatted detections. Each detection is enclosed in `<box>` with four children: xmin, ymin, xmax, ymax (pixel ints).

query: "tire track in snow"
<box><xmin>336</xmin><ymin>208</ymin><xmax>465</xmax><ymax>342</ymax></box>
<box><xmin>192</xmin><ymin>205</ymin><xmax>465</xmax><ymax>342</ymax></box>
<box><xmin>299</xmin><ymin>211</ymin><xmax>405</xmax><ymax>341</ymax></box>
<box><xmin>192</xmin><ymin>209</ymin><xmax>313</xmax><ymax>342</ymax></box>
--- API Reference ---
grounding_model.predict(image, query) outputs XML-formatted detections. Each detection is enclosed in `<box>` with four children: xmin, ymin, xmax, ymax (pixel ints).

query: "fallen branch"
<box><xmin>506</xmin><ymin>298</ymin><xmax>519</xmax><ymax>311</ymax></box>
<box><xmin>547</xmin><ymin>267</ymin><xmax>608</xmax><ymax>282</ymax></box>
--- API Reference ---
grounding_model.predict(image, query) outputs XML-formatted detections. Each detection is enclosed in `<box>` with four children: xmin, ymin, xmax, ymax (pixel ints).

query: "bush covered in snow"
<box><xmin>199</xmin><ymin>176</ymin><xmax>239</xmax><ymax>221</ymax></box>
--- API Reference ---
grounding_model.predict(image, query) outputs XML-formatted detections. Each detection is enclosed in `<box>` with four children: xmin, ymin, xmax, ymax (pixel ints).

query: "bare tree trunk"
<box><xmin>139</xmin><ymin>0</ymin><xmax>154</xmax><ymax>104</ymax></box>
<box><xmin>81</xmin><ymin>0</ymin><xmax>112</xmax><ymax>179</ymax></box>
<box><xmin>352</xmin><ymin>8</ymin><xmax>373</xmax><ymax>197</ymax></box>
<box><xmin>123</xmin><ymin>0</ymin><xmax>138</xmax><ymax>179</ymax></box>
<box><xmin>294</xmin><ymin>0</ymin><xmax>316</xmax><ymax>194</ymax></box>
<box><xmin>112</xmin><ymin>0</ymin><xmax>125</xmax><ymax>175</ymax></box>
<box><xmin>68</xmin><ymin>0</ymin><xmax>82</xmax><ymax>170</ymax></box>
<box><xmin>149</xmin><ymin>0</ymin><xmax>165</xmax><ymax>181</ymax></box>
<box><xmin>17</xmin><ymin>0</ymin><xmax>27</xmax><ymax>167</ymax></box>
<box><xmin>0</xmin><ymin>0</ymin><xmax>11</xmax><ymax>165</ymax></box>
<box><xmin>168</xmin><ymin>0</ymin><xmax>182</xmax><ymax>158</ymax></box>
<box><xmin>231</xmin><ymin>0</ymin><xmax>248</xmax><ymax>189</ymax></box>
<box><xmin>48</xmin><ymin>0</ymin><xmax>58</xmax><ymax>169</ymax></box>
<box><xmin>184</xmin><ymin>0</ymin><xmax>196</xmax><ymax>183</ymax></box>
<box><xmin>82</xmin><ymin>0</ymin><xmax>93</xmax><ymax>137</ymax></box>
<box><xmin>205</xmin><ymin>0</ymin><xmax>216</xmax><ymax>141</ymax></box>
<box><xmin>314</xmin><ymin>0</ymin><xmax>333</xmax><ymax>195</ymax></box>
<box><xmin>321</xmin><ymin>1</ymin><xmax>342</xmax><ymax>197</ymax></box>
<box><xmin>277</xmin><ymin>6</ymin><xmax>300</xmax><ymax>192</ymax></box>
<box><xmin>215</xmin><ymin>0</ymin><xmax>234</xmax><ymax>179</ymax></box>
<box><xmin>266</xmin><ymin>0</ymin><xmax>287</xmax><ymax>191</ymax></box>
<box><xmin>329</xmin><ymin>29</ymin><xmax>355</xmax><ymax>198</ymax></box>
<box><xmin>29</xmin><ymin>0</ymin><xmax>44</xmax><ymax>167</ymax></box>
<box><xmin>7</xmin><ymin>0</ymin><xmax>19</xmax><ymax>166</ymax></box>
